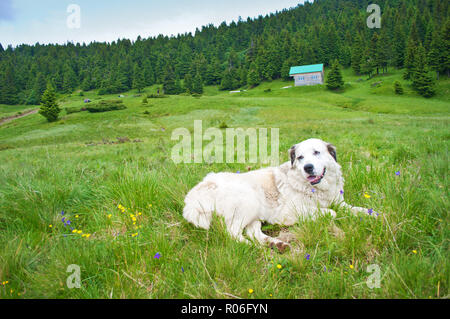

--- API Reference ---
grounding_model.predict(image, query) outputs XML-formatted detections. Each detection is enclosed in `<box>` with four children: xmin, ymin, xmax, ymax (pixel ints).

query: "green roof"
<box><xmin>289</xmin><ymin>64</ymin><xmax>324</xmax><ymax>76</ymax></box>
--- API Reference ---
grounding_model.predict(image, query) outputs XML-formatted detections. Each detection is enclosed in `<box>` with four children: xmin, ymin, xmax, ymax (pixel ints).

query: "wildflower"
<box><xmin>368</xmin><ymin>208</ymin><xmax>373</xmax><ymax>215</ymax></box>
<box><xmin>85</xmin><ymin>234</ymin><xmax>91</xmax><ymax>238</ymax></box>
<box><xmin>49</xmin><ymin>224</ymin><xmax>53</xmax><ymax>228</ymax></box>
<box><xmin>148</xmin><ymin>204</ymin><xmax>152</xmax><ymax>208</ymax></box>
<box><xmin>237</xmin><ymin>171</ymin><xmax>240</xmax><ymax>174</ymax></box>
<box><xmin>62</xmin><ymin>217</ymin><xmax>66</xmax><ymax>223</ymax></box>
<box><xmin>61</xmin><ymin>210</ymin><xmax>65</xmax><ymax>215</ymax></box>
<box><xmin>138</xmin><ymin>212</ymin><xmax>142</xmax><ymax>216</ymax></box>
<box><xmin>77</xmin><ymin>230</ymin><xmax>82</xmax><ymax>234</ymax></box>
<box><xmin>340</xmin><ymin>190</ymin><xmax>344</xmax><ymax>195</ymax></box>
<box><xmin>395</xmin><ymin>171</ymin><xmax>400</xmax><ymax>176</ymax></box>
<box><xmin>75</xmin><ymin>215</ymin><xmax>79</xmax><ymax>218</ymax></box>
<box><xmin>248</xmin><ymin>289</ymin><xmax>254</xmax><ymax>294</ymax></box>
<box><xmin>311</xmin><ymin>188</ymin><xmax>316</xmax><ymax>193</ymax></box>
<box><xmin>154</xmin><ymin>252</ymin><xmax>161</xmax><ymax>259</ymax></box>
<box><xmin>412</xmin><ymin>250</ymin><xmax>417</xmax><ymax>254</ymax></box>
<box><xmin>276</xmin><ymin>264</ymin><xmax>282</xmax><ymax>269</ymax></box>
<box><xmin>305</xmin><ymin>254</ymin><xmax>310</xmax><ymax>260</ymax></box>
<box><xmin>131</xmin><ymin>233</ymin><xmax>138</xmax><ymax>237</ymax></box>
<box><xmin>107</xmin><ymin>214</ymin><xmax>112</xmax><ymax>219</ymax></box>
<box><xmin>132</xmin><ymin>217</ymin><xmax>137</xmax><ymax>222</ymax></box>
<box><xmin>65</xmin><ymin>220</ymin><xmax>71</xmax><ymax>225</ymax></box>
<box><xmin>349</xmin><ymin>264</ymin><xmax>354</xmax><ymax>269</ymax></box>
<box><xmin>269</xmin><ymin>294</ymin><xmax>272</xmax><ymax>297</ymax></box>
<box><xmin>364</xmin><ymin>193</ymin><xmax>371</xmax><ymax>199</ymax></box>
<box><xmin>181</xmin><ymin>267</ymin><xmax>185</xmax><ymax>273</ymax></box>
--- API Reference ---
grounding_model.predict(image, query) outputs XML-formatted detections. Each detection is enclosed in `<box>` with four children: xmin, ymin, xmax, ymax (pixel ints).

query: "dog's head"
<box><xmin>289</xmin><ymin>138</ymin><xmax>337</xmax><ymax>186</ymax></box>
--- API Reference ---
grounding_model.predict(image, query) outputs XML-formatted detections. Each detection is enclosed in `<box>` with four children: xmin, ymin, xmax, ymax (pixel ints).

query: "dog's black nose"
<box><xmin>304</xmin><ymin>164</ymin><xmax>314</xmax><ymax>174</ymax></box>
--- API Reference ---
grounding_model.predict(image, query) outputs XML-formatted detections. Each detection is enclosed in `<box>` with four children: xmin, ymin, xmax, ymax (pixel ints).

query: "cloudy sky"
<box><xmin>0</xmin><ymin>0</ymin><xmax>308</xmax><ymax>47</ymax></box>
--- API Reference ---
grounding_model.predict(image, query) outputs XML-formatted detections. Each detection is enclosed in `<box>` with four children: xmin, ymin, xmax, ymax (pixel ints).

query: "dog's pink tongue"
<box><xmin>307</xmin><ymin>176</ymin><xmax>317</xmax><ymax>182</ymax></box>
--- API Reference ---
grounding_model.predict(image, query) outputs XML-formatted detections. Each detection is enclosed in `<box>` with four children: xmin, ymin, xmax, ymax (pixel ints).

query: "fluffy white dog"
<box><xmin>183</xmin><ymin>138</ymin><xmax>374</xmax><ymax>251</ymax></box>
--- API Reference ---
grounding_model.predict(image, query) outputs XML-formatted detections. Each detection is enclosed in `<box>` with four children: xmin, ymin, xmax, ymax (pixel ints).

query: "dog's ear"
<box><xmin>289</xmin><ymin>145</ymin><xmax>296</xmax><ymax>167</ymax></box>
<box><xmin>327</xmin><ymin>143</ymin><xmax>337</xmax><ymax>162</ymax></box>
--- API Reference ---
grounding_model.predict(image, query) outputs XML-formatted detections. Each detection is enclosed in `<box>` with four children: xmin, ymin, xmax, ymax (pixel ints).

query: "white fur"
<box><xmin>183</xmin><ymin>138</ymin><xmax>375</xmax><ymax>248</ymax></box>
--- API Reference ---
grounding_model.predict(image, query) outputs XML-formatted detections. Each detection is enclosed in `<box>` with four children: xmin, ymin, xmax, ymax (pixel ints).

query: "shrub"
<box><xmin>86</xmin><ymin>100</ymin><xmax>126</xmax><ymax>113</ymax></box>
<box><xmin>264</xmin><ymin>88</ymin><xmax>272</xmax><ymax>93</ymax></box>
<box><xmin>147</xmin><ymin>93</ymin><xmax>167</xmax><ymax>99</ymax></box>
<box><xmin>394</xmin><ymin>81</ymin><xmax>404</xmax><ymax>95</ymax></box>
<box><xmin>65</xmin><ymin>106</ymin><xmax>86</xmax><ymax>114</ymax></box>
<box><xmin>219</xmin><ymin>121</ymin><xmax>228</xmax><ymax>129</ymax></box>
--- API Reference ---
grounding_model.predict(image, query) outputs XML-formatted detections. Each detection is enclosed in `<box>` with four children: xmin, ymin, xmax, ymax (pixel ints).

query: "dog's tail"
<box><xmin>183</xmin><ymin>177</ymin><xmax>218</xmax><ymax>230</ymax></box>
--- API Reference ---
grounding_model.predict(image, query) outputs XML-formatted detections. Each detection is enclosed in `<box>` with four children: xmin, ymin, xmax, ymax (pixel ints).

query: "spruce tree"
<box><xmin>132</xmin><ymin>65</ymin><xmax>145</xmax><ymax>92</ymax></box>
<box><xmin>192</xmin><ymin>72</ymin><xmax>204</xmax><ymax>94</ymax></box>
<box><xmin>0</xmin><ymin>63</ymin><xmax>17</xmax><ymax>105</ymax></box>
<box><xmin>247</xmin><ymin>63</ymin><xmax>260</xmax><ymax>88</ymax></box>
<box><xmin>351</xmin><ymin>35</ymin><xmax>363</xmax><ymax>75</ymax></box>
<box><xmin>412</xmin><ymin>45</ymin><xmax>435</xmax><ymax>98</ymax></box>
<box><xmin>162</xmin><ymin>67</ymin><xmax>178</xmax><ymax>95</ymax></box>
<box><xmin>326</xmin><ymin>60</ymin><xmax>344</xmax><ymax>90</ymax></box>
<box><xmin>39</xmin><ymin>82</ymin><xmax>61</xmax><ymax>122</ymax></box>
<box><xmin>184</xmin><ymin>73</ymin><xmax>193</xmax><ymax>94</ymax></box>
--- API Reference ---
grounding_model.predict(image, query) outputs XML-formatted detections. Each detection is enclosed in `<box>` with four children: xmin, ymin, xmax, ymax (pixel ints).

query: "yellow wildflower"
<box><xmin>107</xmin><ymin>214</ymin><xmax>112</xmax><ymax>219</ymax></box>
<box><xmin>75</xmin><ymin>215</ymin><xmax>79</xmax><ymax>218</ymax></box>
<box><xmin>412</xmin><ymin>250</ymin><xmax>417</xmax><ymax>254</ymax></box>
<box><xmin>349</xmin><ymin>264</ymin><xmax>354</xmax><ymax>269</ymax></box>
<box><xmin>72</xmin><ymin>229</ymin><xmax>77</xmax><ymax>233</ymax></box>
<box><xmin>49</xmin><ymin>224</ymin><xmax>53</xmax><ymax>228</ymax></box>
<box><xmin>364</xmin><ymin>193</ymin><xmax>371</xmax><ymax>199</ymax></box>
<box><xmin>77</xmin><ymin>230</ymin><xmax>82</xmax><ymax>234</ymax></box>
<box><xmin>276</xmin><ymin>264</ymin><xmax>282</xmax><ymax>269</ymax></box>
<box><xmin>248</xmin><ymin>289</ymin><xmax>254</xmax><ymax>294</ymax></box>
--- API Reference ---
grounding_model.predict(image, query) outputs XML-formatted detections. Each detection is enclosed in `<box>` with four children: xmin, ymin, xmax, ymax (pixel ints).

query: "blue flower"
<box><xmin>236</xmin><ymin>171</ymin><xmax>240</xmax><ymax>174</ymax></box>
<box><xmin>305</xmin><ymin>254</ymin><xmax>310</xmax><ymax>260</ymax></box>
<box><xmin>62</xmin><ymin>217</ymin><xmax>65</xmax><ymax>223</ymax></box>
<box><xmin>340</xmin><ymin>190</ymin><xmax>344</xmax><ymax>195</ymax></box>
<box><xmin>61</xmin><ymin>210</ymin><xmax>65</xmax><ymax>215</ymax></box>
<box><xmin>154</xmin><ymin>252</ymin><xmax>161</xmax><ymax>259</ymax></box>
<box><xmin>311</xmin><ymin>188</ymin><xmax>316</xmax><ymax>193</ymax></box>
<box><xmin>368</xmin><ymin>208</ymin><xmax>373</xmax><ymax>215</ymax></box>
<box><xmin>395</xmin><ymin>171</ymin><xmax>400</xmax><ymax>176</ymax></box>
<box><xmin>181</xmin><ymin>267</ymin><xmax>185</xmax><ymax>273</ymax></box>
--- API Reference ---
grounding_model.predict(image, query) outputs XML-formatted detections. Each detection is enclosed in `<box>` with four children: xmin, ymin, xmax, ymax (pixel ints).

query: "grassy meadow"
<box><xmin>0</xmin><ymin>69</ymin><xmax>448</xmax><ymax>299</ymax></box>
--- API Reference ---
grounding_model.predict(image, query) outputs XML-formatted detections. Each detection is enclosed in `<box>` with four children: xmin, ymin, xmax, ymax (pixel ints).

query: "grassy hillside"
<box><xmin>0</xmin><ymin>69</ymin><xmax>448</xmax><ymax>299</ymax></box>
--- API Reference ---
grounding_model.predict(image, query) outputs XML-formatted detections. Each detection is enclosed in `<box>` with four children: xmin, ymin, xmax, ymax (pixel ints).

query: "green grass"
<box><xmin>0</xmin><ymin>69</ymin><xmax>448</xmax><ymax>299</ymax></box>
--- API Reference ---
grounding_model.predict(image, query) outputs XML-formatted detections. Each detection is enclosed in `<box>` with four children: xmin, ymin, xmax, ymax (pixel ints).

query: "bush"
<box><xmin>394</xmin><ymin>81</ymin><xmax>404</xmax><ymax>95</ymax></box>
<box><xmin>86</xmin><ymin>100</ymin><xmax>126</xmax><ymax>113</ymax></box>
<box><xmin>219</xmin><ymin>121</ymin><xmax>228</xmax><ymax>129</ymax></box>
<box><xmin>147</xmin><ymin>93</ymin><xmax>167</xmax><ymax>99</ymax></box>
<box><xmin>264</xmin><ymin>88</ymin><xmax>272</xmax><ymax>93</ymax></box>
<box><xmin>65</xmin><ymin>106</ymin><xmax>86</xmax><ymax>114</ymax></box>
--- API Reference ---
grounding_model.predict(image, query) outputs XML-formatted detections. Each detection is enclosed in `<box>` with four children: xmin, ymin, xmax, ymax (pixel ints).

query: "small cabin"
<box><xmin>289</xmin><ymin>64</ymin><xmax>324</xmax><ymax>86</ymax></box>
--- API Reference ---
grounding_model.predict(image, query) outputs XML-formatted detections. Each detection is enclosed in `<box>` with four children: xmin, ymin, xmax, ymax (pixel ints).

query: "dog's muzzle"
<box><xmin>307</xmin><ymin>168</ymin><xmax>326</xmax><ymax>185</ymax></box>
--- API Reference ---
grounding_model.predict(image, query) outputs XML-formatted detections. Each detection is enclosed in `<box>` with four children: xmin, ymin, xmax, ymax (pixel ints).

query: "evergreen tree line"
<box><xmin>0</xmin><ymin>0</ymin><xmax>448</xmax><ymax>104</ymax></box>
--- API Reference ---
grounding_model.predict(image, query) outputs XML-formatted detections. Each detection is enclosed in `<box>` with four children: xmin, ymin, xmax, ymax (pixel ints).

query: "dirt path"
<box><xmin>0</xmin><ymin>109</ymin><xmax>39</xmax><ymax>126</ymax></box>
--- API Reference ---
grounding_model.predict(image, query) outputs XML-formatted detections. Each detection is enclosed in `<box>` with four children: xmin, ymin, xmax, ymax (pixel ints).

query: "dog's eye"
<box><xmin>314</xmin><ymin>151</ymin><xmax>320</xmax><ymax>155</ymax></box>
<box><xmin>298</xmin><ymin>155</ymin><xmax>304</xmax><ymax>160</ymax></box>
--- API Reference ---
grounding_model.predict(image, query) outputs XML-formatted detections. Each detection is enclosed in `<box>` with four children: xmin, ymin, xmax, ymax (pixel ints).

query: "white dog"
<box><xmin>183</xmin><ymin>138</ymin><xmax>375</xmax><ymax>251</ymax></box>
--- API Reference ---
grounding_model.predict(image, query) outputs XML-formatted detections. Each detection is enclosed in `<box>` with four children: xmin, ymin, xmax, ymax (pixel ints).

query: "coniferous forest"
<box><xmin>0</xmin><ymin>0</ymin><xmax>449</xmax><ymax>104</ymax></box>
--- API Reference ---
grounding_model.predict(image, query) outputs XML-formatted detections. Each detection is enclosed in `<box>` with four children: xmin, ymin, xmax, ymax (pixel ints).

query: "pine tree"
<box><xmin>326</xmin><ymin>60</ymin><xmax>344</xmax><ymax>90</ymax></box>
<box><xmin>26</xmin><ymin>73</ymin><xmax>47</xmax><ymax>105</ymax></box>
<box><xmin>162</xmin><ymin>66</ymin><xmax>178</xmax><ymax>95</ymax></box>
<box><xmin>427</xmin><ymin>29</ymin><xmax>444</xmax><ymax>79</ymax></box>
<box><xmin>39</xmin><ymin>82</ymin><xmax>61</xmax><ymax>122</ymax></box>
<box><xmin>184</xmin><ymin>73</ymin><xmax>193</xmax><ymax>94</ymax></box>
<box><xmin>412</xmin><ymin>45</ymin><xmax>435</xmax><ymax>98</ymax></box>
<box><xmin>247</xmin><ymin>63</ymin><xmax>260</xmax><ymax>88</ymax></box>
<box><xmin>192</xmin><ymin>72</ymin><xmax>204</xmax><ymax>94</ymax></box>
<box><xmin>351</xmin><ymin>35</ymin><xmax>363</xmax><ymax>75</ymax></box>
<box><xmin>62</xmin><ymin>64</ymin><xmax>78</xmax><ymax>93</ymax></box>
<box><xmin>0</xmin><ymin>63</ymin><xmax>17</xmax><ymax>105</ymax></box>
<box><xmin>393</xmin><ymin>24</ymin><xmax>406</xmax><ymax>68</ymax></box>
<box><xmin>132</xmin><ymin>65</ymin><xmax>145</xmax><ymax>92</ymax></box>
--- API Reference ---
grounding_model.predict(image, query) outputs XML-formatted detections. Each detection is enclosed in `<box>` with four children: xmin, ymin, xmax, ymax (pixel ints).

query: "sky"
<box><xmin>0</xmin><ymin>0</ymin><xmax>308</xmax><ymax>47</ymax></box>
